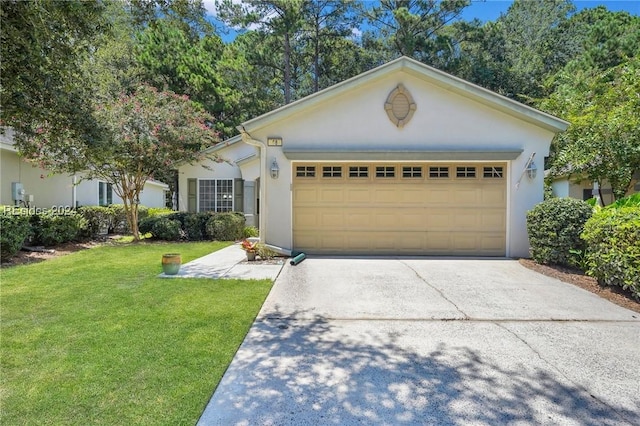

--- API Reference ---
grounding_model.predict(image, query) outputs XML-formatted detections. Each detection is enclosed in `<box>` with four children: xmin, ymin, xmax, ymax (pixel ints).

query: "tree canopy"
<box><xmin>539</xmin><ymin>58</ymin><xmax>640</xmax><ymax>201</ymax></box>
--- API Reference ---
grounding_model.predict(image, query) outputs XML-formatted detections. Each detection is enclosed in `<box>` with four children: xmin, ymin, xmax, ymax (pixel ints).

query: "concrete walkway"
<box><xmin>198</xmin><ymin>257</ymin><xmax>640</xmax><ymax>426</ymax></box>
<box><xmin>158</xmin><ymin>243</ymin><xmax>285</xmax><ymax>280</ymax></box>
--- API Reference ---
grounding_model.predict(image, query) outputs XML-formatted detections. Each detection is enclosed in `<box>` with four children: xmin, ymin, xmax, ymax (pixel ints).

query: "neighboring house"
<box><xmin>178</xmin><ymin>56</ymin><xmax>569</xmax><ymax>258</ymax></box>
<box><xmin>1</xmin><ymin>130</ymin><xmax>169</xmax><ymax>208</ymax></box>
<box><xmin>550</xmin><ymin>172</ymin><xmax>640</xmax><ymax>206</ymax></box>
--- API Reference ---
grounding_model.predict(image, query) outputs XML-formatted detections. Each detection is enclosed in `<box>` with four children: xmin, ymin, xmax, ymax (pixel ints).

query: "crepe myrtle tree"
<box><xmin>17</xmin><ymin>85</ymin><xmax>220</xmax><ymax>240</ymax></box>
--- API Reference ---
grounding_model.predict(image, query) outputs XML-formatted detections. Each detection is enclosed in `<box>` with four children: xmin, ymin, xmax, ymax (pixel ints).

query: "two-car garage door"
<box><xmin>292</xmin><ymin>162</ymin><xmax>507</xmax><ymax>256</ymax></box>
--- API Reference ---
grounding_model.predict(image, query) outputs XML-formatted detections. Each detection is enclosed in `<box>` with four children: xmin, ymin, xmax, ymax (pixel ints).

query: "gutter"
<box><xmin>238</xmin><ymin>126</ymin><xmax>267</xmax><ymax>244</ymax></box>
<box><xmin>265</xmin><ymin>244</ymin><xmax>292</xmax><ymax>257</ymax></box>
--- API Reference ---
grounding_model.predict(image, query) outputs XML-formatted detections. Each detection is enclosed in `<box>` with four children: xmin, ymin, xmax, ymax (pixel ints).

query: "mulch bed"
<box><xmin>518</xmin><ymin>258</ymin><xmax>640</xmax><ymax>314</ymax></box>
<box><xmin>1</xmin><ymin>241</ymin><xmax>101</xmax><ymax>268</ymax></box>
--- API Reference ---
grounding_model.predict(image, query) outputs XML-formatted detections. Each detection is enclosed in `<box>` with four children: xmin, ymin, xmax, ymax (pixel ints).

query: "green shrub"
<box><xmin>256</xmin><ymin>243</ymin><xmax>278</xmax><ymax>260</ymax></box>
<box><xmin>603</xmin><ymin>192</ymin><xmax>640</xmax><ymax>209</ymax></box>
<box><xmin>206</xmin><ymin>212</ymin><xmax>245</xmax><ymax>241</ymax></box>
<box><xmin>526</xmin><ymin>197</ymin><xmax>593</xmax><ymax>266</ymax></box>
<box><xmin>151</xmin><ymin>217</ymin><xmax>183</xmax><ymax>241</ymax></box>
<box><xmin>139</xmin><ymin>211</ymin><xmax>245</xmax><ymax>241</ymax></box>
<box><xmin>157</xmin><ymin>212</ymin><xmax>207</xmax><ymax>241</ymax></box>
<box><xmin>243</xmin><ymin>226</ymin><xmax>259</xmax><ymax>238</ymax></box>
<box><xmin>147</xmin><ymin>207</ymin><xmax>173</xmax><ymax>218</ymax></box>
<box><xmin>181</xmin><ymin>212</ymin><xmax>212</xmax><ymax>241</ymax></box>
<box><xmin>30</xmin><ymin>211</ymin><xmax>88</xmax><ymax>246</ymax></box>
<box><xmin>137</xmin><ymin>205</ymin><xmax>150</xmax><ymax>222</ymax></box>
<box><xmin>139</xmin><ymin>212</ymin><xmax>206</xmax><ymax>241</ymax></box>
<box><xmin>581</xmin><ymin>206</ymin><xmax>640</xmax><ymax>299</ymax></box>
<box><xmin>0</xmin><ymin>213</ymin><xmax>31</xmax><ymax>261</ymax></box>
<box><xmin>107</xmin><ymin>204</ymin><xmax>150</xmax><ymax>233</ymax></box>
<box><xmin>78</xmin><ymin>206</ymin><xmax>112</xmax><ymax>238</ymax></box>
<box><xmin>138</xmin><ymin>216</ymin><xmax>160</xmax><ymax>235</ymax></box>
<box><xmin>106</xmin><ymin>204</ymin><xmax>128</xmax><ymax>233</ymax></box>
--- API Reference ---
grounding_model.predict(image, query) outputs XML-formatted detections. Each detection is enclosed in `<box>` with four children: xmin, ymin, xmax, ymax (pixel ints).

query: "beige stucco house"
<box><xmin>1</xmin><ymin>130</ymin><xmax>169</xmax><ymax>209</ymax></box>
<box><xmin>178</xmin><ymin>57</ymin><xmax>569</xmax><ymax>258</ymax></box>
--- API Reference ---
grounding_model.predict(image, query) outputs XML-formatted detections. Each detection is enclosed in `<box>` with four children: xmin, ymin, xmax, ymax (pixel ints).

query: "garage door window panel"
<box><xmin>483</xmin><ymin>166</ymin><xmax>504</xmax><ymax>178</ymax></box>
<box><xmin>349</xmin><ymin>166</ymin><xmax>369</xmax><ymax>179</ymax></box>
<box><xmin>402</xmin><ymin>166</ymin><xmax>423</xmax><ymax>178</ymax></box>
<box><xmin>322</xmin><ymin>166</ymin><xmax>342</xmax><ymax>178</ymax></box>
<box><xmin>375</xmin><ymin>166</ymin><xmax>395</xmax><ymax>178</ymax></box>
<box><xmin>296</xmin><ymin>166</ymin><xmax>316</xmax><ymax>178</ymax></box>
<box><xmin>429</xmin><ymin>167</ymin><xmax>449</xmax><ymax>178</ymax></box>
<box><xmin>456</xmin><ymin>166</ymin><xmax>477</xmax><ymax>178</ymax></box>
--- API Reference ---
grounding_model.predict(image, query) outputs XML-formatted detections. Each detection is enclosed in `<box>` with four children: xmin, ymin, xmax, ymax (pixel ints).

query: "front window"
<box><xmin>199</xmin><ymin>179</ymin><xmax>233</xmax><ymax>212</ymax></box>
<box><xmin>98</xmin><ymin>181</ymin><xmax>113</xmax><ymax>206</ymax></box>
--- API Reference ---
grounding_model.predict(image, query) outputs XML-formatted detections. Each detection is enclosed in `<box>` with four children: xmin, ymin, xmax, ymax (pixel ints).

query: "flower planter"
<box><xmin>246</xmin><ymin>252</ymin><xmax>257</xmax><ymax>261</ymax></box>
<box><xmin>162</xmin><ymin>253</ymin><xmax>181</xmax><ymax>275</ymax></box>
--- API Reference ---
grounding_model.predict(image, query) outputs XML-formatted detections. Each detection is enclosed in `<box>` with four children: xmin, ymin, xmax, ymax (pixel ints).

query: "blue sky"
<box><xmin>461</xmin><ymin>0</ymin><xmax>639</xmax><ymax>22</ymax></box>
<box><xmin>207</xmin><ymin>1</ymin><xmax>640</xmax><ymax>42</ymax></box>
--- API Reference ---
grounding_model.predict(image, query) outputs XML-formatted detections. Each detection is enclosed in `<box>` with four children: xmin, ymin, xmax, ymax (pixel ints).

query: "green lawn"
<box><xmin>0</xmin><ymin>241</ymin><xmax>273</xmax><ymax>425</ymax></box>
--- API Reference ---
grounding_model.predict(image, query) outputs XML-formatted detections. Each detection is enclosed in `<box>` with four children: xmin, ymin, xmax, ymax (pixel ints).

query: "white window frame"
<box><xmin>98</xmin><ymin>181</ymin><xmax>113</xmax><ymax>206</ymax></box>
<box><xmin>197</xmin><ymin>178</ymin><xmax>234</xmax><ymax>212</ymax></box>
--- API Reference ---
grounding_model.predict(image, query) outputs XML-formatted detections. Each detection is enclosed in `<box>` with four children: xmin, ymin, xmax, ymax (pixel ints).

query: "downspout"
<box><xmin>72</xmin><ymin>174</ymin><xmax>77</xmax><ymax>208</ymax></box>
<box><xmin>238</xmin><ymin>126</ymin><xmax>267</xmax><ymax>243</ymax></box>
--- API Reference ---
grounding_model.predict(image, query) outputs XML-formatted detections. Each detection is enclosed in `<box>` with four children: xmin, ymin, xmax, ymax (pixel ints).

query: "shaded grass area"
<box><xmin>1</xmin><ymin>242</ymin><xmax>273</xmax><ymax>425</ymax></box>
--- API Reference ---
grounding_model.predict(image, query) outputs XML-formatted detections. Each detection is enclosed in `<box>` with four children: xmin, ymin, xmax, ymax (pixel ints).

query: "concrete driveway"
<box><xmin>198</xmin><ymin>258</ymin><xmax>640</xmax><ymax>425</ymax></box>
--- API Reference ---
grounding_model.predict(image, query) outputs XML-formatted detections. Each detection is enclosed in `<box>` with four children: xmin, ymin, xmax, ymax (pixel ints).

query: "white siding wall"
<box><xmin>1</xmin><ymin>149</ymin><xmax>74</xmax><ymax>207</ymax></box>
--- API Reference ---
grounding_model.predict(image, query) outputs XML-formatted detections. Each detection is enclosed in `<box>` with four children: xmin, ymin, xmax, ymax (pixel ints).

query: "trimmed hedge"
<box><xmin>151</xmin><ymin>217</ymin><xmax>183</xmax><ymax>241</ymax></box>
<box><xmin>78</xmin><ymin>206</ymin><xmax>112</xmax><ymax>238</ymax></box>
<box><xmin>0</xmin><ymin>213</ymin><xmax>31</xmax><ymax>261</ymax></box>
<box><xmin>243</xmin><ymin>226</ymin><xmax>259</xmax><ymax>238</ymax></box>
<box><xmin>206</xmin><ymin>212</ymin><xmax>245</xmax><ymax>241</ymax></box>
<box><xmin>582</xmin><ymin>206</ymin><xmax>640</xmax><ymax>299</ymax></box>
<box><xmin>526</xmin><ymin>197</ymin><xmax>593</xmax><ymax>265</ymax></box>
<box><xmin>107</xmin><ymin>204</ymin><xmax>150</xmax><ymax>234</ymax></box>
<box><xmin>79</xmin><ymin>205</ymin><xmax>173</xmax><ymax>238</ymax></box>
<box><xmin>140</xmin><ymin>211</ymin><xmax>245</xmax><ymax>241</ymax></box>
<box><xmin>29</xmin><ymin>211</ymin><xmax>88</xmax><ymax>246</ymax></box>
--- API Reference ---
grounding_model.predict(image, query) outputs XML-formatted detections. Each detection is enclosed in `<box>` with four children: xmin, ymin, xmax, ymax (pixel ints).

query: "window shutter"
<box><xmin>187</xmin><ymin>179</ymin><xmax>197</xmax><ymax>212</ymax></box>
<box><xmin>234</xmin><ymin>179</ymin><xmax>244</xmax><ymax>212</ymax></box>
<box><xmin>106</xmin><ymin>183</ymin><xmax>113</xmax><ymax>205</ymax></box>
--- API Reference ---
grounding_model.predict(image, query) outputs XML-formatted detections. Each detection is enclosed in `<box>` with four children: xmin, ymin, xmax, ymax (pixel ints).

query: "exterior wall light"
<box><xmin>526</xmin><ymin>161</ymin><xmax>537</xmax><ymax>179</ymax></box>
<box><xmin>270</xmin><ymin>158</ymin><xmax>280</xmax><ymax>179</ymax></box>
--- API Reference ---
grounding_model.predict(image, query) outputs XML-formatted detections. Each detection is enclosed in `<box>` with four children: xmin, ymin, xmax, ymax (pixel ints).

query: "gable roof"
<box><xmin>238</xmin><ymin>56</ymin><xmax>569</xmax><ymax>134</ymax></box>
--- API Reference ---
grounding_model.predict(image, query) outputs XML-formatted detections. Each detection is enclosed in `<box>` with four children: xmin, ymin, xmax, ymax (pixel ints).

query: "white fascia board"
<box><xmin>0</xmin><ymin>142</ymin><xmax>18</xmax><ymax>152</ymax></box>
<box><xmin>201</xmin><ymin>134</ymin><xmax>243</xmax><ymax>154</ymax></box>
<box><xmin>145</xmin><ymin>179</ymin><xmax>170</xmax><ymax>189</ymax></box>
<box><xmin>236</xmin><ymin>153</ymin><xmax>258</xmax><ymax>165</ymax></box>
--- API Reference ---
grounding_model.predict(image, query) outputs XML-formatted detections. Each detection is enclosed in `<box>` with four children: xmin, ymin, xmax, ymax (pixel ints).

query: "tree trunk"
<box><xmin>283</xmin><ymin>31</ymin><xmax>292</xmax><ymax>104</ymax></box>
<box><xmin>117</xmin><ymin>175</ymin><xmax>142</xmax><ymax>241</ymax></box>
<box><xmin>313</xmin><ymin>21</ymin><xmax>320</xmax><ymax>93</ymax></box>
